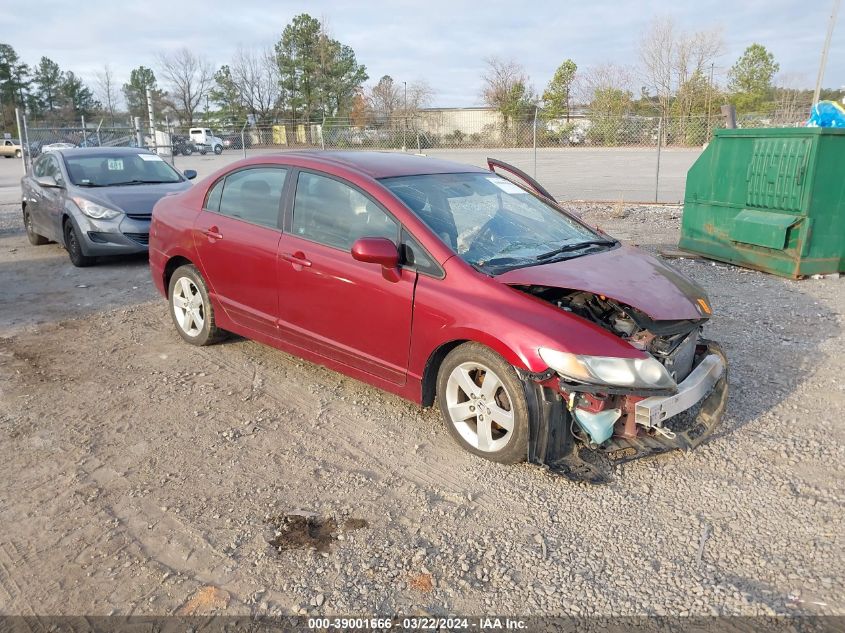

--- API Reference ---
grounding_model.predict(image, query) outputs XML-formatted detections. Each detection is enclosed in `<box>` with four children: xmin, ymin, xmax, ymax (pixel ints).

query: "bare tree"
<box><xmin>402</xmin><ymin>80</ymin><xmax>434</xmax><ymax>115</ymax></box>
<box><xmin>95</xmin><ymin>64</ymin><xmax>120</xmax><ymax>125</ymax></box>
<box><xmin>640</xmin><ymin>16</ymin><xmax>723</xmax><ymax>118</ymax></box>
<box><xmin>368</xmin><ymin>75</ymin><xmax>402</xmax><ymax>122</ymax></box>
<box><xmin>231</xmin><ymin>46</ymin><xmax>280</xmax><ymax>123</ymax></box>
<box><xmin>157</xmin><ymin>48</ymin><xmax>213</xmax><ymax>124</ymax></box>
<box><xmin>578</xmin><ymin>63</ymin><xmax>634</xmax><ymax>103</ymax></box>
<box><xmin>367</xmin><ymin>76</ymin><xmax>433</xmax><ymax>125</ymax></box>
<box><xmin>639</xmin><ymin>16</ymin><xmax>677</xmax><ymax>119</ymax></box>
<box><xmin>774</xmin><ymin>73</ymin><xmax>813</xmax><ymax>124</ymax></box>
<box><xmin>480</xmin><ymin>57</ymin><xmax>535</xmax><ymax>125</ymax></box>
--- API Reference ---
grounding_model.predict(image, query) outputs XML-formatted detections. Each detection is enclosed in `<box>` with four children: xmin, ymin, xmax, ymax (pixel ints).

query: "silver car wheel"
<box><xmin>172</xmin><ymin>276</ymin><xmax>205</xmax><ymax>337</ymax></box>
<box><xmin>445</xmin><ymin>362</ymin><xmax>515</xmax><ymax>452</ymax></box>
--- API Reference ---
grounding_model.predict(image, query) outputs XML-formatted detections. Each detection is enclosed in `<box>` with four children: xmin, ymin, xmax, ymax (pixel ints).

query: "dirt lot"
<box><xmin>0</xmin><ymin>197</ymin><xmax>843</xmax><ymax>618</ymax></box>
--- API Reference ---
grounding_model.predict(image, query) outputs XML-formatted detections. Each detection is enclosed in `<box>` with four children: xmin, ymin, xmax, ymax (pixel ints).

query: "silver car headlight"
<box><xmin>538</xmin><ymin>347</ymin><xmax>676</xmax><ymax>390</ymax></box>
<box><xmin>72</xmin><ymin>196</ymin><xmax>122</xmax><ymax>220</ymax></box>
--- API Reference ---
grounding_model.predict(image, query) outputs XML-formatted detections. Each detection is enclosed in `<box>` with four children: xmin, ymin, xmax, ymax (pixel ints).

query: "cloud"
<box><xmin>2</xmin><ymin>0</ymin><xmax>842</xmax><ymax>108</ymax></box>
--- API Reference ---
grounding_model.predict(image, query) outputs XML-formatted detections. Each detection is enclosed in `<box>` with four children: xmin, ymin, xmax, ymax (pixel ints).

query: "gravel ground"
<box><xmin>0</xmin><ymin>201</ymin><xmax>842</xmax><ymax>618</ymax></box>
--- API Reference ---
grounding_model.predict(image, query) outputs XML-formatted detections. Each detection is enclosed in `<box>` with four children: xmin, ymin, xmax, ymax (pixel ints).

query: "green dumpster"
<box><xmin>679</xmin><ymin>127</ymin><xmax>845</xmax><ymax>278</ymax></box>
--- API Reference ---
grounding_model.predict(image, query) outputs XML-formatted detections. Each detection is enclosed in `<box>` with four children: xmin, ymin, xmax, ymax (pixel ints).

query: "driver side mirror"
<box><xmin>35</xmin><ymin>175</ymin><xmax>62</xmax><ymax>188</ymax></box>
<box><xmin>183</xmin><ymin>169</ymin><xmax>197</xmax><ymax>180</ymax></box>
<box><xmin>351</xmin><ymin>237</ymin><xmax>401</xmax><ymax>281</ymax></box>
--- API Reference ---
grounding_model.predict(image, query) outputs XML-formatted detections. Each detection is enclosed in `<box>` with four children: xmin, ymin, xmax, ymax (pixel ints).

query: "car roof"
<box><xmin>278</xmin><ymin>150</ymin><xmax>488</xmax><ymax>179</ymax></box>
<box><xmin>54</xmin><ymin>146</ymin><xmax>155</xmax><ymax>157</ymax></box>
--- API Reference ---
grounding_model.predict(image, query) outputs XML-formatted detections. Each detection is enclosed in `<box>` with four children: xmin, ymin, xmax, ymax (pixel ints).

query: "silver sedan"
<box><xmin>20</xmin><ymin>147</ymin><xmax>196</xmax><ymax>266</ymax></box>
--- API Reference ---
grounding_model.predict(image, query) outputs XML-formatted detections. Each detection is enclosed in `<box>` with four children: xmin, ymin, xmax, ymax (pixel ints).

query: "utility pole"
<box><xmin>814</xmin><ymin>0</ymin><xmax>841</xmax><ymax>105</ymax></box>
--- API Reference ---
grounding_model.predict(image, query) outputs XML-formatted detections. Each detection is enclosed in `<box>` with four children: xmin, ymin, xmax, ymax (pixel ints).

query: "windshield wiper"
<box><xmin>535</xmin><ymin>239</ymin><xmax>617</xmax><ymax>261</ymax></box>
<box><xmin>107</xmin><ymin>179</ymin><xmax>177</xmax><ymax>186</ymax></box>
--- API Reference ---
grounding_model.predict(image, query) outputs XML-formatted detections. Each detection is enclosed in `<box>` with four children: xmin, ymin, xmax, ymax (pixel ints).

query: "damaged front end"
<box><xmin>514</xmin><ymin>287</ymin><xmax>728</xmax><ymax>483</ymax></box>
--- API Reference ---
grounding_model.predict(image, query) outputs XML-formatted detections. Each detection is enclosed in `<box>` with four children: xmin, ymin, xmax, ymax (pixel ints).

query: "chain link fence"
<box><xmin>14</xmin><ymin>109</ymin><xmax>800</xmax><ymax>202</ymax></box>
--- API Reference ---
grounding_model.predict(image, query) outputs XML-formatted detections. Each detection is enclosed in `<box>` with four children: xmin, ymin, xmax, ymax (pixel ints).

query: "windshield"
<box><xmin>381</xmin><ymin>172</ymin><xmax>611</xmax><ymax>273</ymax></box>
<box><xmin>63</xmin><ymin>152</ymin><xmax>183</xmax><ymax>187</ymax></box>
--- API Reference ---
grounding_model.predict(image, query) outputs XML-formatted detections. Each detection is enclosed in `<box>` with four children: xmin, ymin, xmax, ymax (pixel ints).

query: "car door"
<box><xmin>27</xmin><ymin>153</ymin><xmax>67</xmax><ymax>241</ymax></box>
<box><xmin>275</xmin><ymin>170</ymin><xmax>415</xmax><ymax>385</ymax></box>
<box><xmin>192</xmin><ymin>166</ymin><xmax>288</xmax><ymax>338</ymax></box>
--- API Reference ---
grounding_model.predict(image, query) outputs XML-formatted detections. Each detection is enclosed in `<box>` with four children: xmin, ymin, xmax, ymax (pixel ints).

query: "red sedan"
<box><xmin>149</xmin><ymin>152</ymin><xmax>727</xmax><ymax>481</ymax></box>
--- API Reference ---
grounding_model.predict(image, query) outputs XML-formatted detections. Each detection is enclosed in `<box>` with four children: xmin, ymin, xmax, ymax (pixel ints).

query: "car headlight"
<box><xmin>538</xmin><ymin>347</ymin><xmax>676</xmax><ymax>390</ymax></box>
<box><xmin>72</xmin><ymin>196</ymin><xmax>122</xmax><ymax>220</ymax></box>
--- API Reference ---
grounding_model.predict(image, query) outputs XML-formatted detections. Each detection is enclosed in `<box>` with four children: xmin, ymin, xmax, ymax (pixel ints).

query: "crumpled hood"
<box><xmin>80</xmin><ymin>181</ymin><xmax>191</xmax><ymax>216</ymax></box>
<box><xmin>495</xmin><ymin>244</ymin><xmax>709</xmax><ymax>320</ymax></box>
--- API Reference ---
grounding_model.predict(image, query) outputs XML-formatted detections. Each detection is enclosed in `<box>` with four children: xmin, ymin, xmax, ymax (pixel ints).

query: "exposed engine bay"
<box><xmin>512</xmin><ymin>285</ymin><xmax>728</xmax><ymax>483</ymax></box>
<box><xmin>519</xmin><ymin>286</ymin><xmax>704</xmax><ymax>383</ymax></box>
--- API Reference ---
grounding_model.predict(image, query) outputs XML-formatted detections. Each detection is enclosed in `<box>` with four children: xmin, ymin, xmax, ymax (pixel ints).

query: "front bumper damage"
<box><xmin>522</xmin><ymin>340</ymin><xmax>728</xmax><ymax>483</ymax></box>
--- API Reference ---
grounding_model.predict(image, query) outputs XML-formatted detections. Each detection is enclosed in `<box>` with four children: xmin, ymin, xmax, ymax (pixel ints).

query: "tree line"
<box><xmin>481</xmin><ymin>14</ymin><xmax>841</xmax><ymax>136</ymax></box>
<box><xmin>0</xmin><ymin>13</ymin><xmax>431</xmax><ymax>132</ymax></box>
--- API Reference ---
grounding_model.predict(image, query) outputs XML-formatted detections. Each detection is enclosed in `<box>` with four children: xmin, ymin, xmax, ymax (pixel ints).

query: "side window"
<box><xmin>216</xmin><ymin>167</ymin><xmax>286</xmax><ymax>228</ymax></box>
<box><xmin>400</xmin><ymin>229</ymin><xmax>442</xmax><ymax>277</ymax></box>
<box><xmin>36</xmin><ymin>156</ymin><xmax>63</xmax><ymax>184</ymax></box>
<box><xmin>33</xmin><ymin>156</ymin><xmax>48</xmax><ymax>178</ymax></box>
<box><xmin>204</xmin><ymin>178</ymin><xmax>224</xmax><ymax>211</ymax></box>
<box><xmin>292</xmin><ymin>172</ymin><xmax>398</xmax><ymax>250</ymax></box>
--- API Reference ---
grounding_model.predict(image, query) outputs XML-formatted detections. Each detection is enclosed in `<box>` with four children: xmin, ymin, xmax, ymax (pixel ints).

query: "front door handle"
<box><xmin>281</xmin><ymin>251</ymin><xmax>312</xmax><ymax>268</ymax></box>
<box><xmin>203</xmin><ymin>226</ymin><xmax>223</xmax><ymax>240</ymax></box>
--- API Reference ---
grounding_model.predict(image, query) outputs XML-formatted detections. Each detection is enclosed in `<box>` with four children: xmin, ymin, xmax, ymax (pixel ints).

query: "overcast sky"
<box><xmin>3</xmin><ymin>0</ymin><xmax>843</xmax><ymax>107</ymax></box>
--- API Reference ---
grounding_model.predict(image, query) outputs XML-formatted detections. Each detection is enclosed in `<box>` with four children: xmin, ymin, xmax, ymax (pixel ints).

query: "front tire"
<box><xmin>64</xmin><ymin>219</ymin><xmax>95</xmax><ymax>267</ymax></box>
<box><xmin>23</xmin><ymin>208</ymin><xmax>48</xmax><ymax>245</ymax></box>
<box><xmin>213</xmin><ymin>144</ymin><xmax>223</xmax><ymax>155</ymax></box>
<box><xmin>436</xmin><ymin>342</ymin><xmax>529</xmax><ymax>464</ymax></box>
<box><xmin>168</xmin><ymin>264</ymin><xmax>224</xmax><ymax>346</ymax></box>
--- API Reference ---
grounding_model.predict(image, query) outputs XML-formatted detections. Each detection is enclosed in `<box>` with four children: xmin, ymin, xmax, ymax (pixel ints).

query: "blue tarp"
<box><xmin>806</xmin><ymin>100</ymin><xmax>845</xmax><ymax>128</ymax></box>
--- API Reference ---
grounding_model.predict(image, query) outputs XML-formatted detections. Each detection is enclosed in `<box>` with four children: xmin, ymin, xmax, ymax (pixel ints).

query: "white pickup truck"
<box><xmin>188</xmin><ymin>128</ymin><xmax>224</xmax><ymax>155</ymax></box>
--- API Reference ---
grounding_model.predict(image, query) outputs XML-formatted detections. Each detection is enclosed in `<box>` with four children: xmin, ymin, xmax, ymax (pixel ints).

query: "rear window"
<box><xmin>63</xmin><ymin>152</ymin><xmax>183</xmax><ymax>187</ymax></box>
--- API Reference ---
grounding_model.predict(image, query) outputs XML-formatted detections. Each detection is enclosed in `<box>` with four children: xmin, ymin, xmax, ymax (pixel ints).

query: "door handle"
<box><xmin>203</xmin><ymin>226</ymin><xmax>223</xmax><ymax>240</ymax></box>
<box><xmin>281</xmin><ymin>251</ymin><xmax>312</xmax><ymax>268</ymax></box>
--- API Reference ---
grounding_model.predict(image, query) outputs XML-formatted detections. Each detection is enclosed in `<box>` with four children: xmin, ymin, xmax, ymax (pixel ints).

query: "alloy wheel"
<box><xmin>172</xmin><ymin>276</ymin><xmax>205</xmax><ymax>337</ymax></box>
<box><xmin>445</xmin><ymin>361</ymin><xmax>515</xmax><ymax>452</ymax></box>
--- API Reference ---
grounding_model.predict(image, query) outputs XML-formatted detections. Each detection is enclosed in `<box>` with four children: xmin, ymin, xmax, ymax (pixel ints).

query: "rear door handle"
<box><xmin>203</xmin><ymin>226</ymin><xmax>223</xmax><ymax>240</ymax></box>
<box><xmin>281</xmin><ymin>251</ymin><xmax>312</xmax><ymax>268</ymax></box>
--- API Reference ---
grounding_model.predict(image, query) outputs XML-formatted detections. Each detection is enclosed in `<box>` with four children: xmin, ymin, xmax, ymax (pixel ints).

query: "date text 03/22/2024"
<box><xmin>307</xmin><ymin>617</ymin><xmax>527</xmax><ymax>630</ymax></box>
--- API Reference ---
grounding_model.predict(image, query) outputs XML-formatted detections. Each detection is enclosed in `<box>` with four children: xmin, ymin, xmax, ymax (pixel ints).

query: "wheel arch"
<box><xmin>419</xmin><ymin>331</ymin><xmax>530</xmax><ymax>407</ymax></box>
<box><xmin>163</xmin><ymin>255</ymin><xmax>195</xmax><ymax>298</ymax></box>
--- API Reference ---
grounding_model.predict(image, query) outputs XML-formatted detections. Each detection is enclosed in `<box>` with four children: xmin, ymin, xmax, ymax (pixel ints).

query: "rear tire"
<box><xmin>15</xmin><ymin>149</ymin><xmax>22</xmax><ymax>158</ymax></box>
<box><xmin>168</xmin><ymin>264</ymin><xmax>225</xmax><ymax>346</ymax></box>
<box><xmin>436</xmin><ymin>342</ymin><xmax>529</xmax><ymax>464</ymax></box>
<box><xmin>63</xmin><ymin>219</ymin><xmax>95</xmax><ymax>267</ymax></box>
<box><xmin>23</xmin><ymin>208</ymin><xmax>48</xmax><ymax>245</ymax></box>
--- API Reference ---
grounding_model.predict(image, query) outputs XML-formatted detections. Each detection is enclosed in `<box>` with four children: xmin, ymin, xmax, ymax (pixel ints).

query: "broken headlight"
<box><xmin>538</xmin><ymin>348</ymin><xmax>676</xmax><ymax>390</ymax></box>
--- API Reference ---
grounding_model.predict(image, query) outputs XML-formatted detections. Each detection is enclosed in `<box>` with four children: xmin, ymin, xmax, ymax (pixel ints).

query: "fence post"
<box><xmin>321</xmin><ymin>115</ymin><xmax>325</xmax><ymax>150</ymax></box>
<box><xmin>14</xmin><ymin>107</ymin><xmax>25</xmax><ymax>174</ymax></box>
<box><xmin>533</xmin><ymin>107</ymin><xmax>538</xmax><ymax>178</ymax></box>
<box><xmin>654</xmin><ymin>116</ymin><xmax>663</xmax><ymax>203</ymax></box>
<box><xmin>134</xmin><ymin>117</ymin><xmax>143</xmax><ymax>148</ymax></box>
<box><xmin>21</xmin><ymin>111</ymin><xmax>31</xmax><ymax>172</ymax></box>
<box><xmin>146</xmin><ymin>87</ymin><xmax>157</xmax><ymax>154</ymax></box>
<box><xmin>241</xmin><ymin>118</ymin><xmax>248</xmax><ymax>159</ymax></box>
<box><xmin>81</xmin><ymin>115</ymin><xmax>86</xmax><ymax>146</ymax></box>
